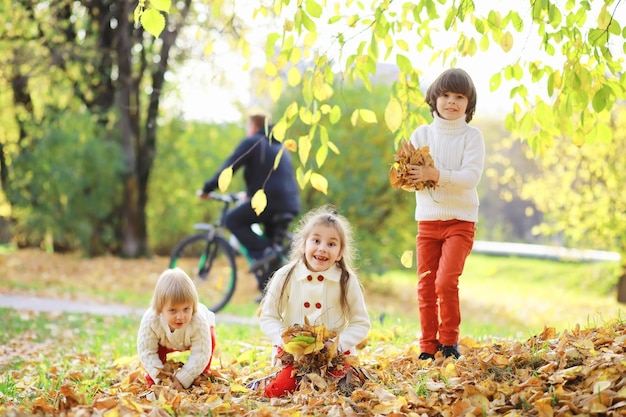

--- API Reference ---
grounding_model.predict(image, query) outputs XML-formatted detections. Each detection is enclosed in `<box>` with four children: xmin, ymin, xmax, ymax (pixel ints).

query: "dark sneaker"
<box><xmin>418</xmin><ymin>352</ymin><xmax>435</xmax><ymax>360</ymax></box>
<box><xmin>440</xmin><ymin>344</ymin><xmax>461</xmax><ymax>359</ymax></box>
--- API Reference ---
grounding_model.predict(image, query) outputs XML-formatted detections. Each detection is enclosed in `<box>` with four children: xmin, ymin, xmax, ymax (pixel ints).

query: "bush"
<box><xmin>7</xmin><ymin>112</ymin><xmax>123</xmax><ymax>254</ymax></box>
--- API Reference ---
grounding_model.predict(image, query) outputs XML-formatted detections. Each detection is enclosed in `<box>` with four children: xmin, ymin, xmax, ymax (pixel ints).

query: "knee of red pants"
<box><xmin>145</xmin><ymin>373</ymin><xmax>155</xmax><ymax>388</ymax></box>
<box><xmin>264</xmin><ymin>364</ymin><xmax>298</xmax><ymax>398</ymax></box>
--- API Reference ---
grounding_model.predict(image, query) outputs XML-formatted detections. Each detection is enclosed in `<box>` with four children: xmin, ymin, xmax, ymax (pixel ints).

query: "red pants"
<box><xmin>145</xmin><ymin>326</ymin><xmax>216</xmax><ymax>387</ymax></box>
<box><xmin>416</xmin><ymin>220</ymin><xmax>474</xmax><ymax>354</ymax></box>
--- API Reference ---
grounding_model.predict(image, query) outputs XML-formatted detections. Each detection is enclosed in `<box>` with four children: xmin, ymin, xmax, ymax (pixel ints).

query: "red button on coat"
<box><xmin>315</xmin><ymin>302</ymin><xmax>322</xmax><ymax>309</ymax></box>
<box><xmin>317</xmin><ymin>275</ymin><xmax>324</xmax><ymax>281</ymax></box>
<box><xmin>304</xmin><ymin>302</ymin><xmax>310</xmax><ymax>308</ymax></box>
<box><xmin>307</xmin><ymin>275</ymin><xmax>313</xmax><ymax>281</ymax></box>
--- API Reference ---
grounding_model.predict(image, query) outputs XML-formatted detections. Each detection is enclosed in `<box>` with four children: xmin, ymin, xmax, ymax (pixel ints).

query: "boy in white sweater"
<box><xmin>406</xmin><ymin>68</ymin><xmax>485</xmax><ymax>361</ymax></box>
<box><xmin>137</xmin><ymin>268</ymin><xmax>216</xmax><ymax>390</ymax></box>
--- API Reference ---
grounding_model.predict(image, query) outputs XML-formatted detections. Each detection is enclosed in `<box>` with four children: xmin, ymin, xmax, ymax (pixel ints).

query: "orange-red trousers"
<box><xmin>145</xmin><ymin>326</ymin><xmax>216</xmax><ymax>387</ymax></box>
<box><xmin>416</xmin><ymin>220</ymin><xmax>475</xmax><ymax>354</ymax></box>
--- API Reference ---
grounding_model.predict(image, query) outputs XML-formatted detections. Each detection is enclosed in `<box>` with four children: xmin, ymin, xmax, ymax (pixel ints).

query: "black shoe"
<box><xmin>418</xmin><ymin>352</ymin><xmax>435</xmax><ymax>360</ymax></box>
<box><xmin>439</xmin><ymin>344</ymin><xmax>461</xmax><ymax>359</ymax></box>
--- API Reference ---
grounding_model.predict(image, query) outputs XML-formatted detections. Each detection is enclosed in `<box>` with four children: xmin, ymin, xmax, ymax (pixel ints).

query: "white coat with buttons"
<box><xmin>260</xmin><ymin>260</ymin><xmax>371</xmax><ymax>355</ymax></box>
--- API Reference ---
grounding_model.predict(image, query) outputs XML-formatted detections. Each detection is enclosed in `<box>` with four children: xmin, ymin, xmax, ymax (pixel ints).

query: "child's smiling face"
<box><xmin>436</xmin><ymin>91</ymin><xmax>468</xmax><ymax>121</ymax></box>
<box><xmin>304</xmin><ymin>224</ymin><xmax>343</xmax><ymax>272</ymax></box>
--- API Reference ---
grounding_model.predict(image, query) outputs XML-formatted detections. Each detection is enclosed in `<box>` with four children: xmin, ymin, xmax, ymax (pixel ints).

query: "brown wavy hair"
<box><xmin>425</xmin><ymin>68</ymin><xmax>477</xmax><ymax>122</ymax></box>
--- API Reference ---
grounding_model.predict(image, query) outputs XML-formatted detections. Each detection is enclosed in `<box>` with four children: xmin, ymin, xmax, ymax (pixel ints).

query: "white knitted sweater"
<box><xmin>260</xmin><ymin>261</ymin><xmax>371</xmax><ymax>354</ymax></box>
<box><xmin>409</xmin><ymin>113</ymin><xmax>485</xmax><ymax>222</ymax></box>
<box><xmin>137</xmin><ymin>303</ymin><xmax>215</xmax><ymax>388</ymax></box>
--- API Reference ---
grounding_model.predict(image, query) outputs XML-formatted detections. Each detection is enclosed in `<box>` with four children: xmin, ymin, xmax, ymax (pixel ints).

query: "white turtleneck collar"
<box><xmin>432</xmin><ymin>112</ymin><xmax>468</xmax><ymax>137</ymax></box>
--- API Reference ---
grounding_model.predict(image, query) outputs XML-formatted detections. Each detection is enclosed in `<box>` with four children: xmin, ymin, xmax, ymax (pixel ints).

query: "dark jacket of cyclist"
<box><xmin>200</xmin><ymin>113</ymin><xmax>301</xmax><ymax>291</ymax></box>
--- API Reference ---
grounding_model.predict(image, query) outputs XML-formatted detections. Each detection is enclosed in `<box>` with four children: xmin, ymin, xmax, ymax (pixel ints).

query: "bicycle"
<box><xmin>169</xmin><ymin>192</ymin><xmax>295</xmax><ymax>313</ymax></box>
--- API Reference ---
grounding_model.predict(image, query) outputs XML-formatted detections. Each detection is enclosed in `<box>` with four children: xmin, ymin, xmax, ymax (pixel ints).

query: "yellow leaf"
<box><xmin>315</xmin><ymin>145</ymin><xmax>328</xmax><ymax>168</ymax></box>
<box><xmin>304</xmin><ymin>31</ymin><xmax>317</xmax><ymax>47</ymax></box>
<box><xmin>273</xmin><ymin>148</ymin><xmax>284</xmax><ymax>170</ymax></box>
<box><xmin>444</xmin><ymin>362</ymin><xmax>457</xmax><ymax>378</ymax></box>
<box><xmin>113</xmin><ymin>355</ymin><xmax>137</xmax><ymax>366</ymax></box>
<box><xmin>298</xmin><ymin>135</ymin><xmax>312</xmax><ymax>165</ymax></box>
<box><xmin>103</xmin><ymin>408</ymin><xmax>120</xmax><ymax>417</ymax></box>
<box><xmin>269</xmin><ymin>77</ymin><xmax>283</xmax><ymax>102</ymax></box>
<box><xmin>350</xmin><ymin>109</ymin><xmax>359</xmax><ymax>126</ymax></box>
<box><xmin>150</xmin><ymin>0</ymin><xmax>171</xmax><ymax>12</ymax></box>
<box><xmin>272</xmin><ymin>120</ymin><xmax>286</xmax><ymax>142</ymax></box>
<box><xmin>230</xmin><ymin>383</ymin><xmax>249</xmax><ymax>393</ymax></box>
<box><xmin>400</xmin><ymin>250</ymin><xmax>413</xmax><ymax>268</ymax></box>
<box><xmin>328</xmin><ymin>141</ymin><xmax>340</xmax><ymax>154</ymax></box>
<box><xmin>384</xmin><ymin>98</ymin><xmax>402</xmax><ymax>133</ymax></box>
<box><xmin>217</xmin><ymin>166</ymin><xmax>233</xmax><ymax>192</ymax></box>
<box><xmin>287</xmin><ymin>66</ymin><xmax>301</xmax><ymax>87</ymax></box>
<box><xmin>310</xmin><ymin>172</ymin><xmax>328</xmax><ymax>194</ymax></box>
<box><xmin>203</xmin><ymin>41</ymin><xmax>213</xmax><ymax>56</ymax></box>
<box><xmin>140</xmin><ymin>8</ymin><xmax>166</xmax><ymax>38</ymax></box>
<box><xmin>500</xmin><ymin>31</ymin><xmax>514</xmax><ymax>52</ymax></box>
<box><xmin>251</xmin><ymin>189</ymin><xmax>267</xmax><ymax>215</ymax></box>
<box><xmin>359</xmin><ymin>108</ymin><xmax>377</xmax><ymax>124</ymax></box>
<box><xmin>236</xmin><ymin>349</ymin><xmax>255</xmax><ymax>364</ymax></box>
<box><xmin>284</xmin><ymin>139</ymin><xmax>297</xmax><ymax>152</ymax></box>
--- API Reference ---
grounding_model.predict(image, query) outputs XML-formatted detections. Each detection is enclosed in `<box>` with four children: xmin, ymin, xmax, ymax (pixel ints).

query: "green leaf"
<box><xmin>489</xmin><ymin>72</ymin><xmax>502</xmax><ymax>92</ymax></box>
<box><xmin>591</xmin><ymin>88</ymin><xmax>608</xmax><ymax>112</ymax></box>
<box><xmin>305</xmin><ymin>0</ymin><xmax>323</xmax><ymax>18</ymax></box>
<box><xmin>329</xmin><ymin>106</ymin><xmax>341</xmax><ymax>124</ymax></box>
<box><xmin>396</xmin><ymin>54</ymin><xmax>412</xmax><ymax>73</ymax></box>
<box><xmin>384</xmin><ymin>98</ymin><xmax>402</xmax><ymax>133</ymax></box>
<box><xmin>140</xmin><ymin>8</ymin><xmax>166</xmax><ymax>38</ymax></box>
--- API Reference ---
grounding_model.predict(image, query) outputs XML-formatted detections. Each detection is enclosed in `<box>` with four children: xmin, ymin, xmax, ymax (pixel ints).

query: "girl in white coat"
<box><xmin>259</xmin><ymin>205</ymin><xmax>371</xmax><ymax>397</ymax></box>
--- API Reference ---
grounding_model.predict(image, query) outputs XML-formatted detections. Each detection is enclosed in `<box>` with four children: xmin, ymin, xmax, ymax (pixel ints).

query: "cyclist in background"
<box><xmin>198</xmin><ymin>109</ymin><xmax>301</xmax><ymax>297</ymax></box>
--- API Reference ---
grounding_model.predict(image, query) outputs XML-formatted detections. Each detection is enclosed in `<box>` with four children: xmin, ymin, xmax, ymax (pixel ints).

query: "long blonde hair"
<box><xmin>276</xmin><ymin>205</ymin><xmax>357</xmax><ymax>317</ymax></box>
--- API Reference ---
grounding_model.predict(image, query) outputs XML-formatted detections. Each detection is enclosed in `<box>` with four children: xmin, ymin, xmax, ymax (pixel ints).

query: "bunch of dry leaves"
<box><xmin>389</xmin><ymin>140</ymin><xmax>437</xmax><ymax>191</ymax></box>
<box><xmin>5</xmin><ymin>321</ymin><xmax>626</xmax><ymax>416</ymax></box>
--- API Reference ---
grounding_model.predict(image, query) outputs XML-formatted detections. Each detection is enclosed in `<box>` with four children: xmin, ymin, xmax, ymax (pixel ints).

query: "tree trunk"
<box><xmin>117</xmin><ymin>0</ymin><xmax>145</xmax><ymax>257</ymax></box>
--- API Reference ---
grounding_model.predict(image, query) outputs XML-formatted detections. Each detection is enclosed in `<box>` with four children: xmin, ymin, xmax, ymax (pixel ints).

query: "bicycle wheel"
<box><xmin>169</xmin><ymin>233</ymin><xmax>237</xmax><ymax>313</ymax></box>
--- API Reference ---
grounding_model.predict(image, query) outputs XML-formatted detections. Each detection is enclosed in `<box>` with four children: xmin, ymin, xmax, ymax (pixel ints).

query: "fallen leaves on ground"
<box><xmin>389</xmin><ymin>141</ymin><xmax>437</xmax><ymax>191</ymax></box>
<box><xmin>2</xmin><ymin>321</ymin><xmax>626</xmax><ymax>416</ymax></box>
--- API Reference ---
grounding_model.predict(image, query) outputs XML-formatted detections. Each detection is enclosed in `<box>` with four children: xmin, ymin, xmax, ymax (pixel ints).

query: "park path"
<box><xmin>0</xmin><ymin>294</ymin><xmax>258</xmax><ymax>326</ymax></box>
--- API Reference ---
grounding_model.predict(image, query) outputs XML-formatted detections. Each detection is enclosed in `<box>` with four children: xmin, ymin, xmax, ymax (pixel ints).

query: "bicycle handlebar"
<box><xmin>207</xmin><ymin>192</ymin><xmax>245</xmax><ymax>205</ymax></box>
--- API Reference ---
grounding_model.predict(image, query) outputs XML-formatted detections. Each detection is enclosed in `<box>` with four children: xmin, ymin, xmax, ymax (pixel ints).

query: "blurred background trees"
<box><xmin>1</xmin><ymin>0</ymin><xmax>624</xmax><ymax>295</ymax></box>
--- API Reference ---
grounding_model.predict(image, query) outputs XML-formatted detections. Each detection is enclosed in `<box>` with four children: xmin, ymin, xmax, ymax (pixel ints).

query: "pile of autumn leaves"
<box><xmin>14</xmin><ymin>320</ymin><xmax>626</xmax><ymax>416</ymax></box>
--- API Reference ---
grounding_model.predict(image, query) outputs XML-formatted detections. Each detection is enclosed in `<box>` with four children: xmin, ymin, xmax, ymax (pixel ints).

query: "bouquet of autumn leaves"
<box><xmin>278</xmin><ymin>317</ymin><xmax>359</xmax><ymax>378</ymax></box>
<box><xmin>389</xmin><ymin>140</ymin><xmax>437</xmax><ymax>191</ymax></box>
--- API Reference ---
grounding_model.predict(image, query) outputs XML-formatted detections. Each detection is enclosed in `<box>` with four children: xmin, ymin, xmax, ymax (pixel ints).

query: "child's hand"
<box><xmin>275</xmin><ymin>345</ymin><xmax>294</xmax><ymax>364</ymax></box>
